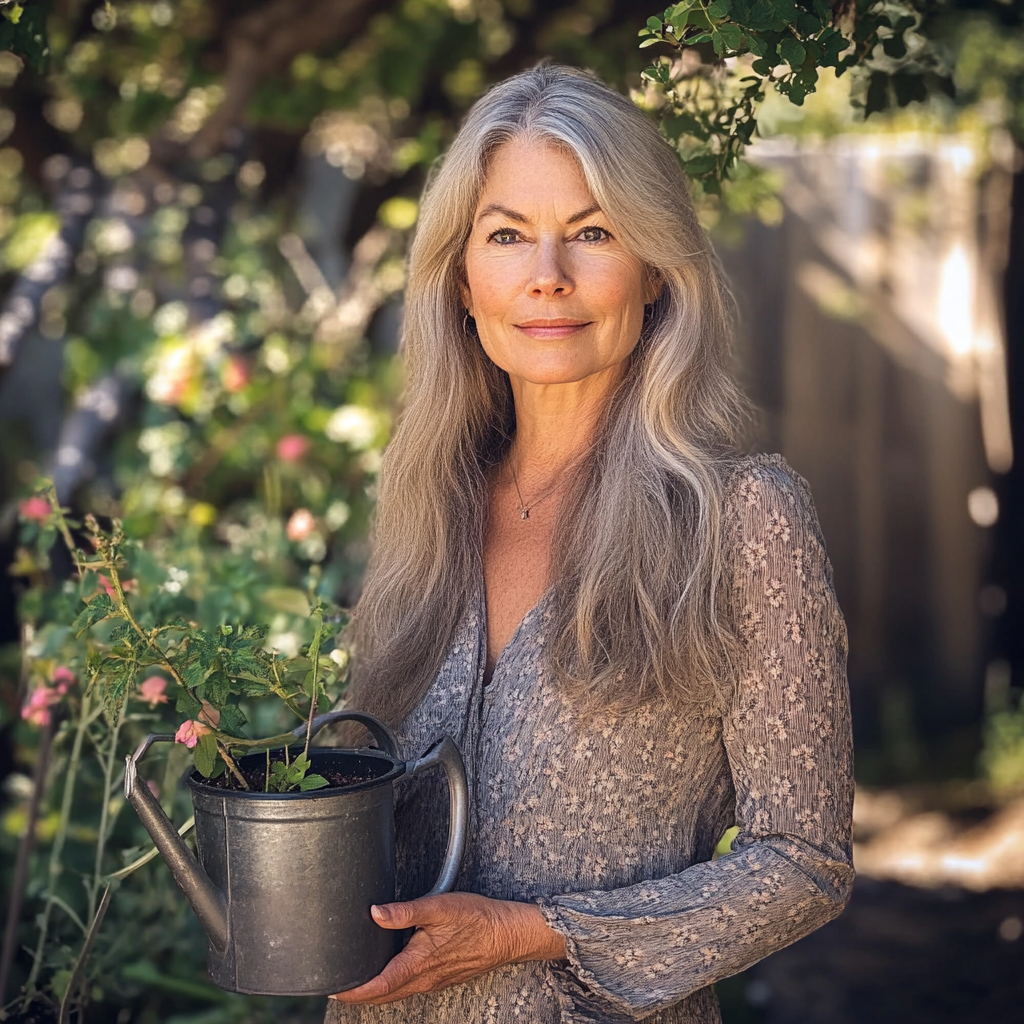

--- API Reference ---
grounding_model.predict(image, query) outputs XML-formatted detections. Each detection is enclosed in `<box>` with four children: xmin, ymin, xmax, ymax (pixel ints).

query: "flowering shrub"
<box><xmin>33</xmin><ymin>493</ymin><xmax>349</xmax><ymax>791</ymax></box>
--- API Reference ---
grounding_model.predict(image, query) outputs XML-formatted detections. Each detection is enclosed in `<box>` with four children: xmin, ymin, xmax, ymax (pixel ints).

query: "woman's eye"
<box><xmin>489</xmin><ymin>228</ymin><xmax>520</xmax><ymax>245</ymax></box>
<box><xmin>578</xmin><ymin>226</ymin><xmax>610</xmax><ymax>243</ymax></box>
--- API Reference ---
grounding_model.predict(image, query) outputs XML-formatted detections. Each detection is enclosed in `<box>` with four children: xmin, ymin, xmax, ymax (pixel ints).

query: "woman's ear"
<box><xmin>459</xmin><ymin>280</ymin><xmax>473</xmax><ymax>316</ymax></box>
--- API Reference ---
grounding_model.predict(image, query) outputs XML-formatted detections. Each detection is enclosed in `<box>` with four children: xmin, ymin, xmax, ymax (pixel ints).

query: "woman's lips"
<box><xmin>515</xmin><ymin>319</ymin><xmax>592</xmax><ymax>339</ymax></box>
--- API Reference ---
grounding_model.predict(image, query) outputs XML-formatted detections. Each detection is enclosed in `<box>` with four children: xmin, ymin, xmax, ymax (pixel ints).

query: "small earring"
<box><xmin>463</xmin><ymin>310</ymin><xmax>477</xmax><ymax>337</ymax></box>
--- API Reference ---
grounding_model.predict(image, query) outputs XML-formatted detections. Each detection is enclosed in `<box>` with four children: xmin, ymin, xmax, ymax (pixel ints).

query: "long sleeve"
<box><xmin>537</xmin><ymin>457</ymin><xmax>855</xmax><ymax>1020</ymax></box>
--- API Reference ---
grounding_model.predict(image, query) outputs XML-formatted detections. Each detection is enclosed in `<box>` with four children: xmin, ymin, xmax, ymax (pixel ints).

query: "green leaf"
<box><xmin>647</xmin><ymin>16</ymin><xmax>663</xmax><ymax>32</ymax></box>
<box><xmin>684</xmin><ymin>154</ymin><xmax>718</xmax><ymax>176</ymax></box>
<box><xmin>217</xmin><ymin>704</ymin><xmax>248</xmax><ymax>737</ymax></box>
<box><xmin>99</xmin><ymin>657</ymin><xmax>133</xmax><ymax>723</ymax></box>
<box><xmin>662</xmin><ymin>111</ymin><xmax>709</xmax><ymax>140</ymax></box>
<box><xmin>72</xmin><ymin>594</ymin><xmax>113</xmax><ymax>637</ymax></box>
<box><xmin>718</xmin><ymin>24</ymin><xmax>743</xmax><ymax>50</ymax></box>
<box><xmin>194</xmin><ymin>733</ymin><xmax>218</xmax><ymax>778</ymax></box>
<box><xmin>779</xmin><ymin>37</ymin><xmax>806</xmax><ymax>68</ymax></box>
<box><xmin>203</xmin><ymin>669</ymin><xmax>233</xmax><ymax>706</ymax></box>
<box><xmin>299</xmin><ymin>774</ymin><xmax>328</xmax><ymax>791</ymax></box>
<box><xmin>795</xmin><ymin>11</ymin><xmax>821</xmax><ymax>36</ymax></box>
<box><xmin>175</xmin><ymin>688</ymin><xmax>202</xmax><ymax>718</ymax></box>
<box><xmin>746</xmin><ymin>32</ymin><xmax>767</xmax><ymax>57</ymax></box>
<box><xmin>706</xmin><ymin>0</ymin><xmax>731</xmax><ymax>18</ymax></box>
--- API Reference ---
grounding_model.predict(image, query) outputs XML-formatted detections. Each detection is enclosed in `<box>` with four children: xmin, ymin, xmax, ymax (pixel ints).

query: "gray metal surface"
<box><xmin>124</xmin><ymin>711</ymin><xmax>468</xmax><ymax>996</ymax></box>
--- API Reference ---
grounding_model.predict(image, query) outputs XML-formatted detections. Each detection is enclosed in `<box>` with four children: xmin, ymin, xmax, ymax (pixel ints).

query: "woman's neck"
<box><xmin>506</xmin><ymin>372</ymin><xmax>618</xmax><ymax>483</ymax></box>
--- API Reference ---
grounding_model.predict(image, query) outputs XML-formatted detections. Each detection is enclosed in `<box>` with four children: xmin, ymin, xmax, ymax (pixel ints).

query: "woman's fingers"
<box><xmin>330</xmin><ymin>927</ymin><xmax>464</xmax><ymax>1004</ymax></box>
<box><xmin>329</xmin><ymin>894</ymin><xmax>564</xmax><ymax>1004</ymax></box>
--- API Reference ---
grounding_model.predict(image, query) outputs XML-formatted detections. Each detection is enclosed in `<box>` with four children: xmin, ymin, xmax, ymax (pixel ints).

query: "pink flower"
<box><xmin>222</xmin><ymin>355</ymin><xmax>250</xmax><ymax>393</ymax></box>
<box><xmin>276</xmin><ymin>434</ymin><xmax>310</xmax><ymax>463</ymax></box>
<box><xmin>51</xmin><ymin>666</ymin><xmax>75</xmax><ymax>695</ymax></box>
<box><xmin>97</xmin><ymin>575</ymin><xmax>134</xmax><ymax>598</ymax></box>
<box><xmin>286</xmin><ymin>508</ymin><xmax>316</xmax><ymax>542</ymax></box>
<box><xmin>21</xmin><ymin>687</ymin><xmax>59</xmax><ymax>727</ymax></box>
<box><xmin>174</xmin><ymin>719</ymin><xmax>211</xmax><ymax>749</ymax></box>
<box><xmin>19</xmin><ymin>497</ymin><xmax>51</xmax><ymax>522</ymax></box>
<box><xmin>139</xmin><ymin>676</ymin><xmax>168</xmax><ymax>705</ymax></box>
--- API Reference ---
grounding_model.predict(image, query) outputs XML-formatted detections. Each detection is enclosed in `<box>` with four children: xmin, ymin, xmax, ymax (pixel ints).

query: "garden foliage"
<box><xmin>0</xmin><ymin>0</ymin><xmax>1022</xmax><ymax>1021</ymax></box>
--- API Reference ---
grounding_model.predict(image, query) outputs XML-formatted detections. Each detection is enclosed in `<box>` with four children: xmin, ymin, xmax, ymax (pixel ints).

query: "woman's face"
<box><xmin>462</xmin><ymin>138</ymin><xmax>653</xmax><ymax>393</ymax></box>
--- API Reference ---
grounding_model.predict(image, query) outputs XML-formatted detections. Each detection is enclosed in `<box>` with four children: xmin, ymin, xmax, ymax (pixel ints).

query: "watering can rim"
<box><xmin>185</xmin><ymin>746</ymin><xmax>407</xmax><ymax>801</ymax></box>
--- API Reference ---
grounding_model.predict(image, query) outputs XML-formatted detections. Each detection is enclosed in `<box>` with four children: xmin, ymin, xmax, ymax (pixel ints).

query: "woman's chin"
<box><xmin>500</xmin><ymin>360</ymin><xmax>629</xmax><ymax>391</ymax></box>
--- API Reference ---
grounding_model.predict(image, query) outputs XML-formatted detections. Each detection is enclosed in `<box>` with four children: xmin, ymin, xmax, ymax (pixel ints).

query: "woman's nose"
<box><xmin>527</xmin><ymin>238</ymin><xmax>573</xmax><ymax>297</ymax></box>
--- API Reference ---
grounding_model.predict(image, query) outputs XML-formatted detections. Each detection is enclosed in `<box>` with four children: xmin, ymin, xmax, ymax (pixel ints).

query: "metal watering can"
<box><xmin>124</xmin><ymin>710</ymin><xmax>468</xmax><ymax>996</ymax></box>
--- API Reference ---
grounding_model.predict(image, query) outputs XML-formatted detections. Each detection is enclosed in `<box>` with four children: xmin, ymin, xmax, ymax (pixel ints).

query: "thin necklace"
<box><xmin>509</xmin><ymin>462</ymin><xmax>563</xmax><ymax>521</ymax></box>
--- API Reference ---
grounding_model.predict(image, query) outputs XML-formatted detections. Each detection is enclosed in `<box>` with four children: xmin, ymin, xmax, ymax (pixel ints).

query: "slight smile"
<box><xmin>515</xmin><ymin>319</ymin><xmax>593</xmax><ymax>339</ymax></box>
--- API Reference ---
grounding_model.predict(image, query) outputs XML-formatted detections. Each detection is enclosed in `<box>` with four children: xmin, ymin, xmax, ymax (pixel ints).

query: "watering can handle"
<box><xmin>403</xmin><ymin>737</ymin><xmax>469</xmax><ymax>897</ymax></box>
<box><xmin>298</xmin><ymin>709</ymin><xmax>400</xmax><ymax>758</ymax></box>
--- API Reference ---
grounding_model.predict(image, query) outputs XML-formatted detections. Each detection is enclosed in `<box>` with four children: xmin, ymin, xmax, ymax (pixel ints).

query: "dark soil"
<box><xmin>718</xmin><ymin>878</ymin><xmax>1024</xmax><ymax>1023</ymax></box>
<box><xmin>198</xmin><ymin>761</ymin><xmax>382</xmax><ymax>792</ymax></box>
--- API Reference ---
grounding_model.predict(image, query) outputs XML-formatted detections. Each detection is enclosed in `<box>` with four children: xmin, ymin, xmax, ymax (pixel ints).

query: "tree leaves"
<box><xmin>641</xmin><ymin>1</ymin><xmax>953</xmax><ymax>192</ymax></box>
<box><xmin>0</xmin><ymin>1</ymin><xmax>49</xmax><ymax>73</ymax></box>
<box><xmin>779</xmin><ymin>36</ymin><xmax>806</xmax><ymax>69</ymax></box>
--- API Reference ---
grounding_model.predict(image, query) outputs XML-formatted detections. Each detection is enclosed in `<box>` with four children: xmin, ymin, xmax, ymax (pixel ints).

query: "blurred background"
<box><xmin>0</xmin><ymin>2</ymin><xmax>1022</xmax><ymax>1022</ymax></box>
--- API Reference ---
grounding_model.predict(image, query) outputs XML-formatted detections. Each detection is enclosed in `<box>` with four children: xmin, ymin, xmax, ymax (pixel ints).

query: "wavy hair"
<box><xmin>348</xmin><ymin>64</ymin><xmax>748</xmax><ymax>725</ymax></box>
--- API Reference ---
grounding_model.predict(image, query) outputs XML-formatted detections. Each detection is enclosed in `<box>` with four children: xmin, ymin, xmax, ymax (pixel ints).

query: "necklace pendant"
<box><xmin>520</xmin><ymin>508</ymin><xmax>529</xmax><ymax>520</ymax></box>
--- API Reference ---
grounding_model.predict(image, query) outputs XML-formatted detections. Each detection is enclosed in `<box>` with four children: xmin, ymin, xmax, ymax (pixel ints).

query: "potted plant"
<box><xmin>31</xmin><ymin>492</ymin><xmax>467</xmax><ymax>998</ymax></box>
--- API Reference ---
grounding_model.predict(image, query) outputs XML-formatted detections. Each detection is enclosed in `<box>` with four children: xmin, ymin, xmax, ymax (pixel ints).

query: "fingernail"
<box><xmin>370</xmin><ymin>904</ymin><xmax>385</xmax><ymax>921</ymax></box>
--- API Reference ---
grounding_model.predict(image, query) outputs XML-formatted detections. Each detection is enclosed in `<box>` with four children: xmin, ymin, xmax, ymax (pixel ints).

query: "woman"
<box><xmin>328</xmin><ymin>64</ymin><xmax>854</xmax><ymax>1023</ymax></box>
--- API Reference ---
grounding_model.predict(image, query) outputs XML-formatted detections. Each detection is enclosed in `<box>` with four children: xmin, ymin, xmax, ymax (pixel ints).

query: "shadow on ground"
<box><xmin>719</xmin><ymin>877</ymin><xmax>1024</xmax><ymax>1023</ymax></box>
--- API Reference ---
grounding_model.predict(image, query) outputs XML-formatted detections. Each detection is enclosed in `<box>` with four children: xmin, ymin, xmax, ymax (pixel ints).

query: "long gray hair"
<box><xmin>348</xmin><ymin>64</ymin><xmax>748</xmax><ymax>725</ymax></box>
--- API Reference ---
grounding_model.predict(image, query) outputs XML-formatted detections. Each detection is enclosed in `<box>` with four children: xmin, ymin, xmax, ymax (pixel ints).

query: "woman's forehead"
<box><xmin>475</xmin><ymin>138</ymin><xmax>598</xmax><ymax>222</ymax></box>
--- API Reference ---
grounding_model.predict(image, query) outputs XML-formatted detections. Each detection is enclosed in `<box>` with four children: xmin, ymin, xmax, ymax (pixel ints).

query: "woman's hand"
<box><xmin>329</xmin><ymin>893</ymin><xmax>567</xmax><ymax>1006</ymax></box>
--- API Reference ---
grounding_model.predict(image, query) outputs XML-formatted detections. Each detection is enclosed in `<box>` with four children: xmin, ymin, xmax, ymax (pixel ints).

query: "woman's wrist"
<box><xmin>509</xmin><ymin>902</ymin><xmax>567</xmax><ymax>962</ymax></box>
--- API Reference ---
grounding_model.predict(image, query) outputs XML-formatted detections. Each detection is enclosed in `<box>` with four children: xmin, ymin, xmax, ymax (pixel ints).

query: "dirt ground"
<box><xmin>718</xmin><ymin>875</ymin><xmax>1024</xmax><ymax>1023</ymax></box>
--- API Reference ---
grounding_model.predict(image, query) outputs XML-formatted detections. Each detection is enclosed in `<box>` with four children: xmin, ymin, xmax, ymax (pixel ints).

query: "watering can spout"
<box><xmin>124</xmin><ymin>736</ymin><xmax>228</xmax><ymax>952</ymax></box>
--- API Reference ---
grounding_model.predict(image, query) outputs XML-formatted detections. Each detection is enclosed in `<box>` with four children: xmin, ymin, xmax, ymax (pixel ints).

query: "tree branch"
<box><xmin>190</xmin><ymin>0</ymin><xmax>380</xmax><ymax>158</ymax></box>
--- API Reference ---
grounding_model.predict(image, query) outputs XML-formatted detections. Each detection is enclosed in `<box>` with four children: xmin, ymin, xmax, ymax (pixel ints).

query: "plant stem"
<box><xmin>0</xmin><ymin>710</ymin><xmax>55</xmax><ymax>1004</ymax></box>
<box><xmin>22</xmin><ymin>688</ymin><xmax>95</xmax><ymax>1007</ymax></box>
<box><xmin>303</xmin><ymin>610</ymin><xmax>323</xmax><ymax>761</ymax></box>
<box><xmin>88</xmin><ymin>695</ymin><xmax>128</xmax><ymax>922</ymax></box>
<box><xmin>265</xmin><ymin>749</ymin><xmax>270</xmax><ymax>793</ymax></box>
<box><xmin>58</xmin><ymin>885</ymin><xmax>112</xmax><ymax>1024</ymax></box>
<box><xmin>217</xmin><ymin>743</ymin><xmax>249</xmax><ymax>790</ymax></box>
<box><xmin>44</xmin><ymin>485</ymin><xmax>85</xmax><ymax>577</ymax></box>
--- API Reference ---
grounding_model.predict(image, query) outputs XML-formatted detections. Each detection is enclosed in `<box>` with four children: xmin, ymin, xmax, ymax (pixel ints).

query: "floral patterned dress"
<box><xmin>326</xmin><ymin>454</ymin><xmax>855</xmax><ymax>1024</ymax></box>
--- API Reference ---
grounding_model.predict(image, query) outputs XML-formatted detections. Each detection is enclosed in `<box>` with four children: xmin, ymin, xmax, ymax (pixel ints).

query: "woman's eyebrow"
<box><xmin>474</xmin><ymin>202</ymin><xmax>604</xmax><ymax>225</ymax></box>
<box><xmin>476</xmin><ymin>203</ymin><xmax>527</xmax><ymax>223</ymax></box>
<box><xmin>566</xmin><ymin>204</ymin><xmax>602</xmax><ymax>224</ymax></box>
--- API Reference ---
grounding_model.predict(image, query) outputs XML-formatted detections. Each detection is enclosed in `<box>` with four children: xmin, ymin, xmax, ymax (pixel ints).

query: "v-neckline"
<box><xmin>477</xmin><ymin>576</ymin><xmax>551</xmax><ymax>687</ymax></box>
